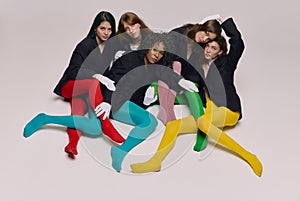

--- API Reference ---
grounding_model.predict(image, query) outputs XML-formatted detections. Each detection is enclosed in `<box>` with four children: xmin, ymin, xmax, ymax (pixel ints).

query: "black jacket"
<box><xmin>53</xmin><ymin>35</ymin><xmax>117</xmax><ymax>96</ymax></box>
<box><xmin>102</xmin><ymin>51</ymin><xmax>184</xmax><ymax>113</ymax></box>
<box><xmin>205</xmin><ymin>18</ymin><xmax>244</xmax><ymax>118</ymax></box>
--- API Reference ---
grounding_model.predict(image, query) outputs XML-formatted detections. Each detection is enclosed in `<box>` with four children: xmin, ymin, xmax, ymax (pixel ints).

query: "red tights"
<box><xmin>61</xmin><ymin>79</ymin><xmax>124</xmax><ymax>156</ymax></box>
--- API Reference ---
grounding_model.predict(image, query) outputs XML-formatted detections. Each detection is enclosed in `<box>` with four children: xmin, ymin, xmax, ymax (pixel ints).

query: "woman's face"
<box><xmin>204</xmin><ymin>41</ymin><xmax>223</xmax><ymax>60</ymax></box>
<box><xmin>95</xmin><ymin>21</ymin><xmax>112</xmax><ymax>42</ymax></box>
<box><xmin>145</xmin><ymin>42</ymin><xmax>165</xmax><ymax>64</ymax></box>
<box><xmin>195</xmin><ymin>31</ymin><xmax>217</xmax><ymax>43</ymax></box>
<box><xmin>123</xmin><ymin>22</ymin><xmax>141</xmax><ymax>39</ymax></box>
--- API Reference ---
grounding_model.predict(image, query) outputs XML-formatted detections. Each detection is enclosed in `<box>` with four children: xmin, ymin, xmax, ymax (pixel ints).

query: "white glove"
<box><xmin>94</xmin><ymin>74</ymin><xmax>116</xmax><ymax>91</ymax></box>
<box><xmin>95</xmin><ymin>102</ymin><xmax>111</xmax><ymax>120</ymax></box>
<box><xmin>178</xmin><ymin>79</ymin><xmax>199</xmax><ymax>93</ymax></box>
<box><xmin>143</xmin><ymin>86</ymin><xmax>158</xmax><ymax>106</ymax></box>
<box><xmin>114</xmin><ymin>50</ymin><xmax>126</xmax><ymax>60</ymax></box>
<box><xmin>199</xmin><ymin>14</ymin><xmax>221</xmax><ymax>24</ymax></box>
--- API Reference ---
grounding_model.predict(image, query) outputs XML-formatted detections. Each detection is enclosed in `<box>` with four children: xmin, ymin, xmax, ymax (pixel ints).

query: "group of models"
<box><xmin>23</xmin><ymin>11</ymin><xmax>263</xmax><ymax>177</ymax></box>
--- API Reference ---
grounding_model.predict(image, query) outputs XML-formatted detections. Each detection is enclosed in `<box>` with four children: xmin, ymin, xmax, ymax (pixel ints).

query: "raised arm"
<box><xmin>221</xmin><ymin>17</ymin><xmax>245</xmax><ymax>69</ymax></box>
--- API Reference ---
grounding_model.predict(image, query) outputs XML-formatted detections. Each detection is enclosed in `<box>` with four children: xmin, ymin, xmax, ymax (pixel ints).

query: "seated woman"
<box><xmin>130</xmin><ymin>17</ymin><xmax>263</xmax><ymax>177</ymax></box>
<box><xmin>109</xmin><ymin>12</ymin><xmax>154</xmax><ymax>63</ymax></box>
<box><xmin>52</xmin><ymin>11</ymin><xmax>124</xmax><ymax>157</ymax></box>
<box><xmin>115</xmin><ymin>12</ymin><xmax>153</xmax><ymax>52</ymax></box>
<box><xmin>23</xmin><ymin>32</ymin><xmax>198</xmax><ymax>172</ymax></box>
<box><xmin>143</xmin><ymin>17</ymin><xmax>223</xmax><ymax>151</ymax></box>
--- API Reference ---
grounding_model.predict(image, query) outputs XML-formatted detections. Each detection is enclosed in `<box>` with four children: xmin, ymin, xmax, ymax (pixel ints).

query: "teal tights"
<box><xmin>23</xmin><ymin>101</ymin><xmax>157</xmax><ymax>172</ymax></box>
<box><xmin>110</xmin><ymin>101</ymin><xmax>158</xmax><ymax>172</ymax></box>
<box><xmin>24</xmin><ymin>106</ymin><xmax>102</xmax><ymax>137</ymax></box>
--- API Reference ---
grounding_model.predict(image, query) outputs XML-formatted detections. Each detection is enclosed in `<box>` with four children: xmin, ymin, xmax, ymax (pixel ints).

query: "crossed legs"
<box><xmin>131</xmin><ymin>99</ymin><xmax>263</xmax><ymax>177</ymax></box>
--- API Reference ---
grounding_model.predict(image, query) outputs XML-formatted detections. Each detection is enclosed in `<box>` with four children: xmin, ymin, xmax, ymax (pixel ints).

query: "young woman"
<box><xmin>130</xmin><ymin>17</ymin><xmax>263</xmax><ymax>177</ymax></box>
<box><xmin>144</xmin><ymin>18</ymin><xmax>223</xmax><ymax>150</ymax></box>
<box><xmin>24</xmin><ymin>33</ymin><xmax>198</xmax><ymax>172</ymax></box>
<box><xmin>112</xmin><ymin>12</ymin><xmax>153</xmax><ymax>61</ymax></box>
<box><xmin>51</xmin><ymin>11</ymin><xmax>124</xmax><ymax>156</ymax></box>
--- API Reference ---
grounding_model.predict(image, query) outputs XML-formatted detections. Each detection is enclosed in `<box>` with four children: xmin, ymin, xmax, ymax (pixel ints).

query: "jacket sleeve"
<box><xmin>221</xmin><ymin>18</ymin><xmax>245</xmax><ymax>71</ymax></box>
<box><xmin>67</xmin><ymin>40</ymin><xmax>98</xmax><ymax>80</ymax></box>
<box><xmin>101</xmin><ymin>54</ymin><xmax>130</xmax><ymax>104</ymax></box>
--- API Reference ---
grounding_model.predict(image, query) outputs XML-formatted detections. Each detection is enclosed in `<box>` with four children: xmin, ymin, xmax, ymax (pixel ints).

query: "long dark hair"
<box><xmin>87</xmin><ymin>11</ymin><xmax>116</xmax><ymax>38</ymax></box>
<box><xmin>186</xmin><ymin>19</ymin><xmax>221</xmax><ymax>44</ymax></box>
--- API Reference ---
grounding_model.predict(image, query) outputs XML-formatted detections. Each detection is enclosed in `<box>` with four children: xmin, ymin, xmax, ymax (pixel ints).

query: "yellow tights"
<box><xmin>130</xmin><ymin>101</ymin><xmax>263</xmax><ymax>177</ymax></box>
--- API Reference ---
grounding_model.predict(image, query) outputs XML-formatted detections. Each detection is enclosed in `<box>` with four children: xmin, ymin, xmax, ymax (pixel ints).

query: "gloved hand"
<box><xmin>143</xmin><ymin>86</ymin><xmax>158</xmax><ymax>106</ymax></box>
<box><xmin>199</xmin><ymin>14</ymin><xmax>221</xmax><ymax>24</ymax></box>
<box><xmin>95</xmin><ymin>102</ymin><xmax>111</xmax><ymax>120</ymax></box>
<box><xmin>114</xmin><ymin>50</ymin><xmax>126</xmax><ymax>60</ymax></box>
<box><xmin>93</xmin><ymin>74</ymin><xmax>116</xmax><ymax>91</ymax></box>
<box><xmin>178</xmin><ymin>79</ymin><xmax>199</xmax><ymax>93</ymax></box>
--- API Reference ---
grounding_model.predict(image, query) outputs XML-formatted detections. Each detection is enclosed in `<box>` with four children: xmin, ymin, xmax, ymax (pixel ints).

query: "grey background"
<box><xmin>1</xmin><ymin>0</ymin><xmax>300</xmax><ymax>200</ymax></box>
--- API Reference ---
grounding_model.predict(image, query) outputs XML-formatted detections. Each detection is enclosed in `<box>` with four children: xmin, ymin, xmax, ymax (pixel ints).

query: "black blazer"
<box><xmin>53</xmin><ymin>35</ymin><xmax>117</xmax><ymax>96</ymax></box>
<box><xmin>102</xmin><ymin>51</ymin><xmax>184</xmax><ymax>112</ymax></box>
<box><xmin>205</xmin><ymin>18</ymin><xmax>244</xmax><ymax>119</ymax></box>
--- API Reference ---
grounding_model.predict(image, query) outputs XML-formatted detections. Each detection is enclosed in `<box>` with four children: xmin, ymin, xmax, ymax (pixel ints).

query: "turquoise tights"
<box><xmin>24</xmin><ymin>101</ymin><xmax>157</xmax><ymax>172</ymax></box>
<box><xmin>110</xmin><ymin>101</ymin><xmax>158</xmax><ymax>172</ymax></box>
<box><xmin>24</xmin><ymin>106</ymin><xmax>102</xmax><ymax>137</ymax></box>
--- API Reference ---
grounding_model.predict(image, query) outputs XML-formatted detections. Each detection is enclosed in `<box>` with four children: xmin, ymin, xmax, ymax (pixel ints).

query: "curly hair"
<box><xmin>139</xmin><ymin>32</ymin><xmax>175</xmax><ymax>64</ymax></box>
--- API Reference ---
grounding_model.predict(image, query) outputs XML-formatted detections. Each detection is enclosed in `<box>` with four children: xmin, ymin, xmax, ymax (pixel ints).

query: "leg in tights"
<box><xmin>130</xmin><ymin>115</ymin><xmax>197</xmax><ymax>173</ymax></box>
<box><xmin>197</xmin><ymin>102</ymin><xmax>263</xmax><ymax>177</ymax></box>
<box><xmin>23</xmin><ymin>109</ymin><xmax>103</xmax><ymax>137</ymax></box>
<box><xmin>110</xmin><ymin>101</ymin><xmax>158</xmax><ymax>172</ymax></box>
<box><xmin>23</xmin><ymin>103</ymin><xmax>104</xmax><ymax>156</ymax></box>
<box><xmin>183</xmin><ymin>91</ymin><xmax>207</xmax><ymax>151</ymax></box>
<box><xmin>65</xmin><ymin>97</ymin><xmax>87</xmax><ymax>155</ymax></box>
<box><xmin>131</xmin><ymin>112</ymin><xmax>262</xmax><ymax>177</ymax></box>
<box><xmin>157</xmin><ymin>81</ymin><xmax>177</xmax><ymax>124</ymax></box>
<box><xmin>157</xmin><ymin>61</ymin><xmax>181</xmax><ymax>124</ymax></box>
<box><xmin>61</xmin><ymin>80</ymin><xmax>124</xmax><ymax>148</ymax></box>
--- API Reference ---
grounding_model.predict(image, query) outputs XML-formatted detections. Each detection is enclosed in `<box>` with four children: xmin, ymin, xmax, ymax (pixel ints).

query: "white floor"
<box><xmin>2</xmin><ymin>1</ymin><xmax>300</xmax><ymax>201</ymax></box>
